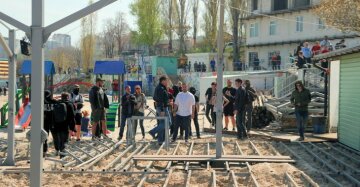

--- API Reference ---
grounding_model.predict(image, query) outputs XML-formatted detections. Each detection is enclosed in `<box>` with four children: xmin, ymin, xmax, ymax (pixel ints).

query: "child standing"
<box><xmin>81</xmin><ymin>110</ymin><xmax>91</xmax><ymax>137</ymax></box>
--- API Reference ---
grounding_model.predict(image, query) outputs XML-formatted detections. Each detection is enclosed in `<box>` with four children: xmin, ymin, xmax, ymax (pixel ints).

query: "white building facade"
<box><xmin>243</xmin><ymin>0</ymin><xmax>360</xmax><ymax>69</ymax></box>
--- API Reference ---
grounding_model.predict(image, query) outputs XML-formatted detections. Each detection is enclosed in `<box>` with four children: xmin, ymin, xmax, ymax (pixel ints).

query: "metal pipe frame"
<box><xmin>114</xmin><ymin>144</ymin><xmax>147</xmax><ymax>171</ymax></box>
<box><xmin>185</xmin><ymin>170</ymin><xmax>192</xmax><ymax>187</ymax></box>
<box><xmin>334</xmin><ymin>143</ymin><xmax>360</xmax><ymax>156</ymax></box>
<box><xmin>221</xmin><ymin>143</ymin><xmax>230</xmax><ymax>172</ymax></box>
<box><xmin>299</xmin><ymin>171</ymin><xmax>320</xmax><ymax>187</ymax></box>
<box><xmin>206</xmin><ymin>143</ymin><xmax>210</xmax><ymax>170</ymax></box>
<box><xmin>236</xmin><ymin>141</ymin><xmax>260</xmax><ymax>187</ymax></box>
<box><xmin>185</xmin><ymin>141</ymin><xmax>194</xmax><ymax>172</ymax></box>
<box><xmin>277</xmin><ymin>142</ymin><xmax>333</xmax><ymax>187</ymax></box>
<box><xmin>297</xmin><ymin>142</ymin><xmax>360</xmax><ymax>186</ymax></box>
<box><xmin>104</xmin><ymin>145</ymin><xmax>134</xmax><ymax>171</ymax></box>
<box><xmin>76</xmin><ymin>140</ymin><xmax>123</xmax><ymax>170</ymax></box>
<box><xmin>63</xmin><ymin>149</ymin><xmax>84</xmax><ymax>164</ymax></box>
<box><xmin>136</xmin><ymin>144</ymin><xmax>165</xmax><ymax>187</ymax></box>
<box><xmin>230</xmin><ymin>170</ymin><xmax>239</xmax><ymax>187</ymax></box>
<box><xmin>284</xmin><ymin>172</ymin><xmax>299</xmax><ymax>187</ymax></box>
<box><xmin>211</xmin><ymin>170</ymin><xmax>216</xmax><ymax>187</ymax></box>
<box><xmin>123</xmin><ymin>144</ymin><xmax>151</xmax><ymax>172</ymax></box>
<box><xmin>322</xmin><ymin>142</ymin><xmax>360</xmax><ymax>166</ymax></box>
<box><xmin>308</xmin><ymin>143</ymin><xmax>360</xmax><ymax>175</ymax></box>
<box><xmin>165</xmin><ymin>142</ymin><xmax>181</xmax><ymax>172</ymax></box>
<box><xmin>2</xmin><ymin>170</ymin><xmax>168</xmax><ymax>175</ymax></box>
<box><xmin>162</xmin><ymin>169</ymin><xmax>173</xmax><ymax>187</ymax></box>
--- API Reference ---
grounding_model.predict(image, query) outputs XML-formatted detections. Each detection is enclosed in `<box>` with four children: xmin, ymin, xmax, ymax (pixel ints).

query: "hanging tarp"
<box><xmin>93</xmin><ymin>60</ymin><xmax>126</xmax><ymax>75</ymax></box>
<box><xmin>20</xmin><ymin>60</ymin><xmax>56</xmax><ymax>75</ymax></box>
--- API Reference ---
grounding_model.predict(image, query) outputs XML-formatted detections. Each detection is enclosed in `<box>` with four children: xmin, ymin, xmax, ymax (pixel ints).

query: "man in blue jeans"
<box><xmin>234</xmin><ymin>79</ymin><xmax>248</xmax><ymax>139</ymax></box>
<box><xmin>118</xmin><ymin>86</ymin><xmax>136</xmax><ymax>140</ymax></box>
<box><xmin>171</xmin><ymin>83</ymin><xmax>195</xmax><ymax>143</ymax></box>
<box><xmin>149</xmin><ymin>76</ymin><xmax>170</xmax><ymax>145</ymax></box>
<box><xmin>290</xmin><ymin>81</ymin><xmax>311</xmax><ymax>141</ymax></box>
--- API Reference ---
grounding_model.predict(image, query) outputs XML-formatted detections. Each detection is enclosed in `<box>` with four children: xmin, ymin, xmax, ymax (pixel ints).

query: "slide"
<box><xmin>15</xmin><ymin>102</ymin><xmax>31</xmax><ymax>131</ymax></box>
<box><xmin>106</xmin><ymin>102</ymin><xmax>119</xmax><ymax>132</ymax></box>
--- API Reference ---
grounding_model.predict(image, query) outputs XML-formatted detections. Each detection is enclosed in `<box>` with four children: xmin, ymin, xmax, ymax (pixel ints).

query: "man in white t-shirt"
<box><xmin>172</xmin><ymin>83</ymin><xmax>195</xmax><ymax>143</ymax></box>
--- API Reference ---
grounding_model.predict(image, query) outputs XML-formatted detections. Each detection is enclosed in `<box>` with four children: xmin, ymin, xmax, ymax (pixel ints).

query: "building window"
<box><xmin>294</xmin><ymin>0</ymin><xmax>310</xmax><ymax>8</ymax></box>
<box><xmin>273</xmin><ymin>0</ymin><xmax>288</xmax><ymax>11</ymax></box>
<box><xmin>269</xmin><ymin>21</ymin><xmax>276</xmax><ymax>35</ymax></box>
<box><xmin>296</xmin><ymin>16</ymin><xmax>303</xmax><ymax>32</ymax></box>
<box><xmin>318</xmin><ymin>18</ymin><xmax>326</xmax><ymax>29</ymax></box>
<box><xmin>249</xmin><ymin>52</ymin><xmax>258</xmax><ymax>67</ymax></box>
<box><xmin>252</xmin><ymin>0</ymin><xmax>258</xmax><ymax>11</ymax></box>
<box><xmin>250</xmin><ymin>23</ymin><xmax>259</xmax><ymax>37</ymax></box>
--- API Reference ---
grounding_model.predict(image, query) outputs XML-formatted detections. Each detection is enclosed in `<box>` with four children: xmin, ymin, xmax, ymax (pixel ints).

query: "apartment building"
<box><xmin>243</xmin><ymin>0</ymin><xmax>360</xmax><ymax>69</ymax></box>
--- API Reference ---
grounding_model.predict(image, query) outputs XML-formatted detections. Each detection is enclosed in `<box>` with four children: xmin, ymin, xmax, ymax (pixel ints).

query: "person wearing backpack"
<box><xmin>234</xmin><ymin>79</ymin><xmax>248</xmax><ymax>140</ymax></box>
<box><xmin>244</xmin><ymin>80</ymin><xmax>257</xmax><ymax>134</ymax></box>
<box><xmin>89</xmin><ymin>78</ymin><xmax>110</xmax><ymax>140</ymax></box>
<box><xmin>52</xmin><ymin>92</ymin><xmax>76</xmax><ymax>158</ymax></box>
<box><xmin>70</xmin><ymin>84</ymin><xmax>84</xmax><ymax>141</ymax></box>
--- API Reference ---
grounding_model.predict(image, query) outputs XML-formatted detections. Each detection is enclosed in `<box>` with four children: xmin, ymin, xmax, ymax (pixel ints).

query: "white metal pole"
<box><xmin>3</xmin><ymin>29</ymin><xmax>16</xmax><ymax>166</ymax></box>
<box><xmin>30</xmin><ymin>0</ymin><xmax>44</xmax><ymax>186</ymax></box>
<box><xmin>215</xmin><ymin>0</ymin><xmax>225</xmax><ymax>158</ymax></box>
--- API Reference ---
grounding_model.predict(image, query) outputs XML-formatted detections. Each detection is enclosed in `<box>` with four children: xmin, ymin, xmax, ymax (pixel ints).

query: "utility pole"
<box><xmin>215</xmin><ymin>0</ymin><xmax>225</xmax><ymax>158</ymax></box>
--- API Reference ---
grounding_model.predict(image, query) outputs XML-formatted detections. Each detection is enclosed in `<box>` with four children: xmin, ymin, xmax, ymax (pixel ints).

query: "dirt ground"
<box><xmin>1</xmin><ymin>97</ymin><xmax>359</xmax><ymax>186</ymax></box>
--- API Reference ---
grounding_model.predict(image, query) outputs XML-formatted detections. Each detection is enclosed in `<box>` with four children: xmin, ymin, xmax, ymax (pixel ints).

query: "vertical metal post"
<box><xmin>3</xmin><ymin>29</ymin><xmax>16</xmax><ymax>166</ymax></box>
<box><xmin>30</xmin><ymin>0</ymin><xmax>44</xmax><ymax>186</ymax></box>
<box><xmin>324</xmin><ymin>72</ymin><xmax>328</xmax><ymax>116</ymax></box>
<box><xmin>165</xmin><ymin>117</ymin><xmax>169</xmax><ymax>151</ymax></box>
<box><xmin>215</xmin><ymin>0</ymin><xmax>225</xmax><ymax>158</ymax></box>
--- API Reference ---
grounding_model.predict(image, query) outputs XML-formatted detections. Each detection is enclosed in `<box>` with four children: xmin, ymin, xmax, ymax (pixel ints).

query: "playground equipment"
<box><xmin>20</xmin><ymin>60</ymin><xmax>56</xmax><ymax>100</ymax></box>
<box><xmin>0</xmin><ymin>89</ymin><xmax>22</xmax><ymax>128</ymax></box>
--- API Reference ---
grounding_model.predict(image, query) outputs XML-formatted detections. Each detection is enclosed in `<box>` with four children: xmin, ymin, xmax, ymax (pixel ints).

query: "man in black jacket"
<box><xmin>149</xmin><ymin>76</ymin><xmax>170</xmax><ymax>145</ymax></box>
<box><xmin>234</xmin><ymin>79</ymin><xmax>248</xmax><ymax>139</ymax></box>
<box><xmin>89</xmin><ymin>78</ymin><xmax>110</xmax><ymax>139</ymax></box>
<box><xmin>204</xmin><ymin>82</ymin><xmax>216</xmax><ymax>126</ymax></box>
<box><xmin>52</xmin><ymin>92</ymin><xmax>76</xmax><ymax>158</ymax></box>
<box><xmin>44</xmin><ymin>90</ymin><xmax>56</xmax><ymax>156</ymax></box>
<box><xmin>244</xmin><ymin>80</ymin><xmax>257</xmax><ymax>133</ymax></box>
<box><xmin>118</xmin><ymin>86</ymin><xmax>136</xmax><ymax>140</ymax></box>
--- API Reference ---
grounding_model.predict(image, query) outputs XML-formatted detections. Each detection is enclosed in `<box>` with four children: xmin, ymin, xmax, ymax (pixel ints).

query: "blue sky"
<box><xmin>0</xmin><ymin>0</ymin><xmax>135</xmax><ymax>46</ymax></box>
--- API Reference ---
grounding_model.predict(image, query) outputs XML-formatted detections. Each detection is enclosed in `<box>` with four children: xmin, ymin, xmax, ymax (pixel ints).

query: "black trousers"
<box><xmin>51</xmin><ymin>130</ymin><xmax>68</xmax><ymax>152</ymax></box>
<box><xmin>189</xmin><ymin>113</ymin><xmax>200</xmax><ymax>137</ymax></box>
<box><xmin>205</xmin><ymin>104</ymin><xmax>214</xmax><ymax>125</ymax></box>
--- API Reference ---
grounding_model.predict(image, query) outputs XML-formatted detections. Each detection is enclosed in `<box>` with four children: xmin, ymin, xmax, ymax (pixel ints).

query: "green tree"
<box><xmin>131</xmin><ymin>0</ymin><xmax>163</xmax><ymax>55</ymax></box>
<box><xmin>203</xmin><ymin>0</ymin><xmax>218</xmax><ymax>52</ymax></box>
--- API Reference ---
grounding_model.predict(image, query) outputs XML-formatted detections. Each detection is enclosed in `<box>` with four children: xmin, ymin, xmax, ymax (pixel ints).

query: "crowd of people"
<box><xmin>294</xmin><ymin>36</ymin><xmax>346</xmax><ymax>69</ymax></box>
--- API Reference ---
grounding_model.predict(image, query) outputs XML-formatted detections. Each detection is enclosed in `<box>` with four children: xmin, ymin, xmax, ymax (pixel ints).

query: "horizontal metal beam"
<box><xmin>132</xmin><ymin>155</ymin><xmax>295</xmax><ymax>163</ymax></box>
<box><xmin>0</xmin><ymin>12</ymin><xmax>30</xmax><ymax>34</ymax></box>
<box><xmin>44</xmin><ymin>0</ymin><xmax>117</xmax><ymax>37</ymax></box>
<box><xmin>134</xmin><ymin>155</ymin><xmax>292</xmax><ymax>160</ymax></box>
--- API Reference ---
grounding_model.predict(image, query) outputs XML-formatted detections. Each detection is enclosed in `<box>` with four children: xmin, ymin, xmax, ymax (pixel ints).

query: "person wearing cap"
<box><xmin>89</xmin><ymin>78</ymin><xmax>110</xmax><ymax>140</ymax></box>
<box><xmin>205</xmin><ymin>82</ymin><xmax>216</xmax><ymax>127</ymax></box>
<box><xmin>70</xmin><ymin>84</ymin><xmax>84</xmax><ymax>141</ymax></box>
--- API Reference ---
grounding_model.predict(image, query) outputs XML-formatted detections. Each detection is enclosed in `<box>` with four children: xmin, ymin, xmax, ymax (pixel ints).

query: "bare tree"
<box><xmin>192</xmin><ymin>0</ymin><xmax>199</xmax><ymax>47</ymax></box>
<box><xmin>114</xmin><ymin>12</ymin><xmax>129</xmax><ymax>56</ymax></box>
<box><xmin>203</xmin><ymin>0</ymin><xmax>218</xmax><ymax>52</ymax></box>
<box><xmin>161</xmin><ymin>0</ymin><xmax>176</xmax><ymax>52</ymax></box>
<box><xmin>102</xmin><ymin>19</ymin><xmax>116</xmax><ymax>58</ymax></box>
<box><xmin>314</xmin><ymin>0</ymin><xmax>360</xmax><ymax>32</ymax></box>
<box><xmin>175</xmin><ymin>0</ymin><xmax>191</xmax><ymax>55</ymax></box>
<box><xmin>228</xmin><ymin>0</ymin><xmax>247</xmax><ymax>62</ymax></box>
<box><xmin>80</xmin><ymin>0</ymin><xmax>97</xmax><ymax>73</ymax></box>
